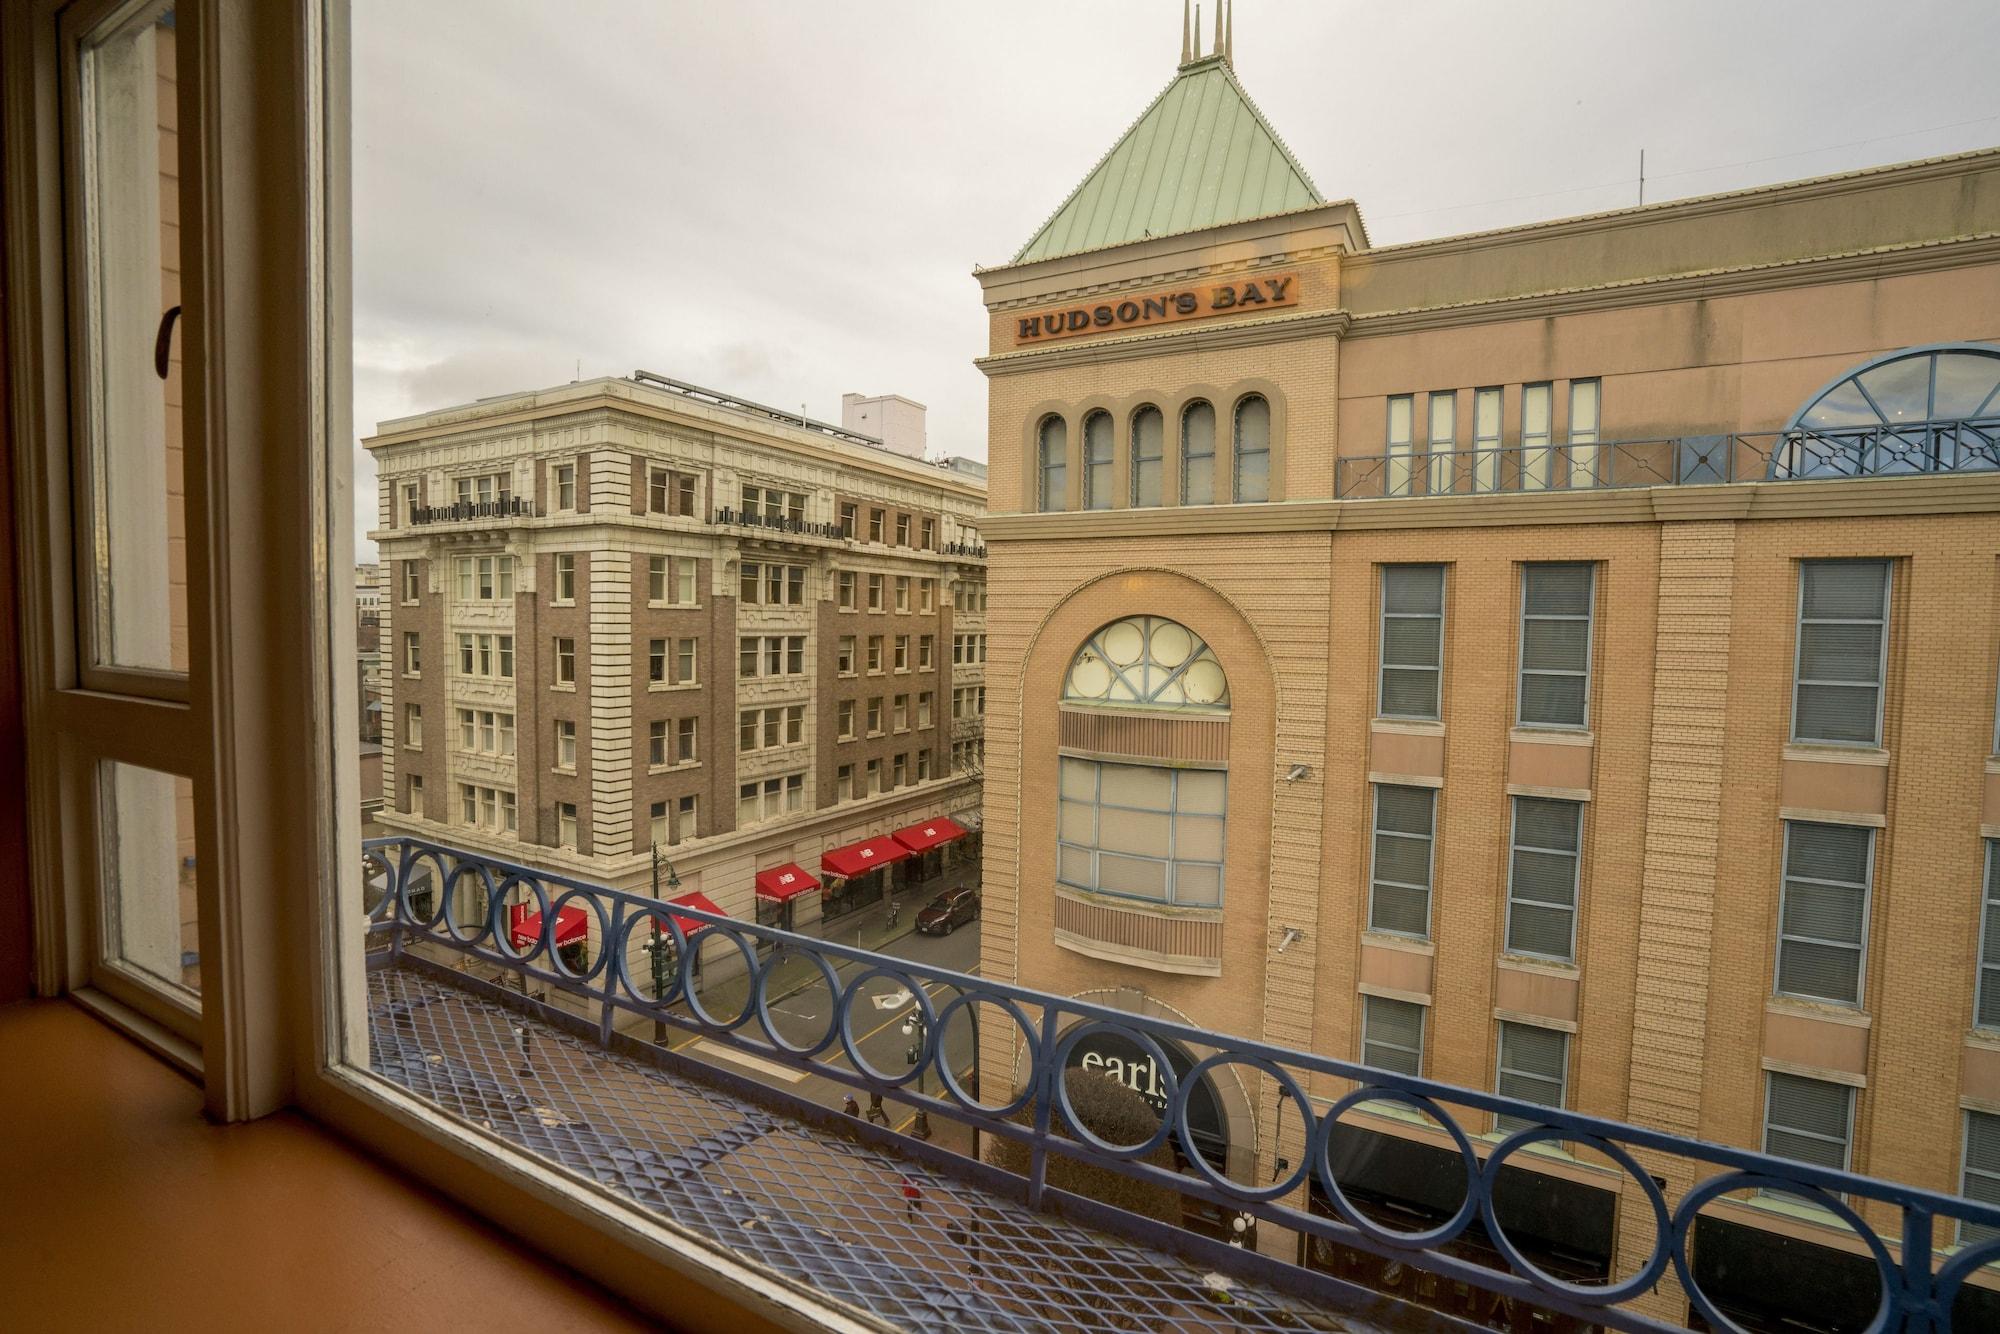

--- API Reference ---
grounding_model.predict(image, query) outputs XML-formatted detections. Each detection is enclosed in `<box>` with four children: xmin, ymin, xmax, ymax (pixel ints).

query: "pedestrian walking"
<box><xmin>901</xmin><ymin>1175</ymin><xmax>922</xmax><ymax>1217</ymax></box>
<box><xmin>842</xmin><ymin>1094</ymin><xmax>860</xmax><ymax>1117</ymax></box>
<box><xmin>865</xmin><ymin>1092</ymin><xmax>890</xmax><ymax>1126</ymax></box>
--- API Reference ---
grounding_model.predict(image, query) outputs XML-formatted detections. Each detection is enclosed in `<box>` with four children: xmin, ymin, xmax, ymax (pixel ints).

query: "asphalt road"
<box><xmin>677</xmin><ymin>916</ymin><xmax>983</xmax><ymax>1134</ymax></box>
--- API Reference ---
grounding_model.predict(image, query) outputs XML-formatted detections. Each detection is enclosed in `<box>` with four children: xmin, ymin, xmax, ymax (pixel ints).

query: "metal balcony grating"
<box><xmin>368</xmin><ymin>961</ymin><xmax>1401</xmax><ymax>1334</ymax></box>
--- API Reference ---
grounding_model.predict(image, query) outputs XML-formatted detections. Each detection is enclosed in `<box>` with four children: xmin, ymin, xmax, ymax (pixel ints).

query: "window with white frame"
<box><xmin>1181</xmin><ymin>401</ymin><xmax>1215</xmax><ymax>505</ymax></box>
<box><xmin>1518</xmin><ymin>563</ymin><xmax>1593</xmax><ymax>728</ymax></box>
<box><xmin>1131</xmin><ymin>406</ymin><xmax>1163</xmax><ymax>507</ymax></box>
<box><xmin>1082</xmin><ymin>411</ymin><xmax>1112</xmax><ymax>510</ymax></box>
<box><xmin>676</xmin><ymin>559</ymin><xmax>697</xmax><ymax>605</ymax></box>
<box><xmin>1495</xmin><ymin>1021</ymin><xmax>1569</xmax><ymax>1133</ymax></box>
<box><xmin>1792</xmin><ymin>559</ymin><xmax>1891</xmax><ymax>746</ymax></box>
<box><xmin>454</xmin><ymin>554</ymin><xmax>514</xmax><ymax>602</ymax></box>
<box><xmin>1368</xmin><ymin>785</ymin><xmax>1436</xmax><ymax>937</ymax></box>
<box><xmin>403</xmin><ymin>703</ymin><xmax>422</xmax><ymax>748</ymax></box>
<box><xmin>1981</xmin><ymin>842</ymin><xmax>2000</xmax><ymax>1030</ymax></box>
<box><xmin>649</xmin><ymin>801</ymin><xmax>668</xmax><ymax>850</ymax></box>
<box><xmin>1233</xmin><ymin>395</ymin><xmax>1270</xmax><ymax>503</ymax></box>
<box><xmin>554</xmin><ymin>719</ymin><xmax>576</xmax><ymax>770</ymax></box>
<box><xmin>1379</xmin><ymin>564</ymin><xmax>1444</xmax><ymax>719</ymax></box>
<box><xmin>401</xmin><ymin>560</ymin><xmax>420</xmax><ymax>602</ymax></box>
<box><xmin>675</xmin><ymin>638</ymin><xmax>699</xmax><ymax>685</ymax></box>
<box><xmin>646</xmin><ymin>555</ymin><xmax>666</xmax><ymax>603</ymax></box>
<box><xmin>1038</xmin><ymin>415</ymin><xmax>1067</xmax><ymax>511</ymax></box>
<box><xmin>554</xmin><ymin>461</ymin><xmax>575</xmax><ymax>510</ymax></box>
<box><xmin>557</xmin><ymin>802</ymin><xmax>578</xmax><ymax>848</ymax></box>
<box><xmin>894</xmin><ymin>578</ymin><xmax>909</xmax><ymax>613</ymax></box>
<box><xmin>1056</xmin><ymin>758</ymin><xmax>1225</xmax><ymax>907</ymax></box>
<box><xmin>1763</xmin><ymin>1072</ymin><xmax>1852</xmax><ymax>1172</ymax></box>
<box><xmin>1361</xmin><ymin>996</ymin><xmax>1425</xmax><ymax>1077</ymax></box>
<box><xmin>1472</xmin><ymin>386</ymin><xmax>1502</xmax><ymax>492</ymax></box>
<box><xmin>1506</xmin><ymin>797</ymin><xmax>1583</xmax><ymax>961</ymax></box>
<box><xmin>647</xmin><ymin>638</ymin><xmax>666</xmax><ymax>684</ymax></box>
<box><xmin>1963</xmin><ymin>1111</ymin><xmax>2000</xmax><ymax>1244</ymax></box>
<box><xmin>553</xmin><ymin>637</ymin><xmax>575</xmax><ymax>686</ymax></box>
<box><xmin>838</xmin><ymin>699</ymin><xmax>855</xmax><ymax>739</ymax></box>
<box><xmin>1385</xmin><ymin>393</ymin><xmax>1414</xmax><ymax>497</ymax></box>
<box><xmin>403</xmin><ymin>632</ymin><xmax>420</xmax><ymax>674</ymax></box>
<box><xmin>1064</xmin><ymin>616</ymin><xmax>1228</xmax><ymax>712</ymax></box>
<box><xmin>867</xmin><ymin>574</ymin><xmax>884</xmax><ymax>611</ymax></box>
<box><xmin>675</xmin><ymin>717</ymin><xmax>697</xmax><ymax>764</ymax></box>
<box><xmin>1567</xmin><ymin>379</ymin><xmax>1601</xmax><ymax>488</ymax></box>
<box><xmin>553</xmin><ymin>553</ymin><xmax>575</xmax><ymax>602</ymax></box>
<box><xmin>674</xmin><ymin>795</ymin><xmax>697</xmax><ymax>844</ymax></box>
<box><xmin>648</xmin><ymin>720</ymin><xmax>667</xmax><ymax>767</ymax></box>
<box><xmin>1520</xmin><ymin>382</ymin><xmax>1553</xmax><ymax>490</ymax></box>
<box><xmin>1426</xmin><ymin>390</ymin><xmax>1456</xmax><ymax>495</ymax></box>
<box><xmin>1775</xmin><ymin>820</ymin><xmax>1873</xmax><ymax>1006</ymax></box>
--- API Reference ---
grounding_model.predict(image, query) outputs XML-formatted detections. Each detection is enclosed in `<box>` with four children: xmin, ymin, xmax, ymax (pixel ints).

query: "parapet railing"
<box><xmin>1332</xmin><ymin>419</ymin><xmax>2000</xmax><ymax>501</ymax></box>
<box><xmin>362</xmin><ymin>835</ymin><xmax>2000</xmax><ymax>1333</ymax></box>
<box><xmin>404</xmin><ymin>496</ymin><xmax>538</xmax><ymax>524</ymax></box>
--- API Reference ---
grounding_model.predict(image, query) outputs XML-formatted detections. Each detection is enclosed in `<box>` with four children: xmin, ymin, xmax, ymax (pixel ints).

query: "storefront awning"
<box><xmin>508</xmin><ymin>902</ymin><xmax>589</xmax><ymax>950</ymax></box>
<box><xmin>891</xmin><ymin>816</ymin><xmax>969</xmax><ymax>855</ymax></box>
<box><xmin>662</xmin><ymin>890</ymin><xmax>726</xmax><ymax>938</ymax></box>
<box><xmin>820</xmin><ymin>835</ymin><xmax>908</xmax><ymax>880</ymax></box>
<box><xmin>755</xmin><ymin>863</ymin><xmax>821</xmax><ymax>901</ymax></box>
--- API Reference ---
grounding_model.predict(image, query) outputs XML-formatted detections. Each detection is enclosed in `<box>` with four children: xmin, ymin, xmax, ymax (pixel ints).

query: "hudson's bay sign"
<box><xmin>1015</xmin><ymin>271</ymin><xmax>1299</xmax><ymax>344</ymax></box>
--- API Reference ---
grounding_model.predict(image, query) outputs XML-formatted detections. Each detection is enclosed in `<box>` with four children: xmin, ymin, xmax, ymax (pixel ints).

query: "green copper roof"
<box><xmin>1013</xmin><ymin>57</ymin><xmax>1323</xmax><ymax>265</ymax></box>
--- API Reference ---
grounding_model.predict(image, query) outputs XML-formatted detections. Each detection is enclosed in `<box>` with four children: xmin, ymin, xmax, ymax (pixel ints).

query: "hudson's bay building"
<box><xmin>974</xmin><ymin>17</ymin><xmax>2000</xmax><ymax>1331</ymax></box>
<box><xmin>366</xmin><ymin>373</ymin><xmax>987</xmax><ymax>950</ymax></box>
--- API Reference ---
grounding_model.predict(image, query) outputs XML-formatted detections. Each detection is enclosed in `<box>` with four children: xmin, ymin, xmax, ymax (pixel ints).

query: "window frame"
<box><xmin>1377</xmin><ymin>563</ymin><xmax>1444</xmax><ymax>722</ymax></box>
<box><xmin>1980</xmin><ymin>840</ymin><xmax>2000</xmax><ymax>1032</ymax></box>
<box><xmin>1360</xmin><ymin>995</ymin><xmax>1425</xmax><ymax>1077</ymax></box>
<box><xmin>1494</xmin><ymin>1020</ymin><xmax>1570</xmax><ymax>1134</ymax></box>
<box><xmin>6</xmin><ymin>5</ymin><xmax>886</xmax><ymax>1326</ymax></box>
<box><xmin>1762</xmin><ymin>1071</ymin><xmax>1854</xmax><ymax>1174</ymax></box>
<box><xmin>1789</xmin><ymin>558</ymin><xmax>1892</xmax><ymax>748</ymax></box>
<box><xmin>1773</xmin><ymin>819</ymin><xmax>1875</xmax><ymax>1008</ymax></box>
<box><xmin>1516</xmin><ymin>562</ymin><xmax>1595</xmax><ymax>731</ymax></box>
<box><xmin>1053</xmin><ymin>756</ymin><xmax>1227</xmax><ymax>909</ymax></box>
<box><xmin>1366</xmin><ymin>784</ymin><xmax>1437</xmax><ymax>939</ymax></box>
<box><xmin>1504</xmin><ymin>796</ymin><xmax>1584</xmax><ymax>963</ymax></box>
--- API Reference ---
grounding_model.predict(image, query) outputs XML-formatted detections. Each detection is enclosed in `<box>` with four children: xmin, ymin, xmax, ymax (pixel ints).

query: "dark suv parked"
<box><xmin>914</xmin><ymin>885</ymin><xmax>980</xmax><ymax>935</ymax></box>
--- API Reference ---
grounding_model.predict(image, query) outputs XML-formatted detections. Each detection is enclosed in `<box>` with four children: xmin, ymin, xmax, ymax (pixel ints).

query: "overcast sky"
<box><xmin>352</xmin><ymin>0</ymin><xmax>2000</xmax><ymax>555</ymax></box>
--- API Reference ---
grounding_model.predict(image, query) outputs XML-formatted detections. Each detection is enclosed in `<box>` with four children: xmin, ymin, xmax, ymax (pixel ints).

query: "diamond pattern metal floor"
<box><xmin>367</xmin><ymin>963</ymin><xmax>1402</xmax><ymax>1333</ymax></box>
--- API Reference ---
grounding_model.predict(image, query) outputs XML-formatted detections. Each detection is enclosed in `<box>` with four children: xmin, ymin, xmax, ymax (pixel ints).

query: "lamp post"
<box><xmin>901</xmin><ymin>1008</ymin><xmax>933</xmax><ymax>1141</ymax></box>
<box><xmin>644</xmin><ymin>844</ymin><xmax>681</xmax><ymax>1044</ymax></box>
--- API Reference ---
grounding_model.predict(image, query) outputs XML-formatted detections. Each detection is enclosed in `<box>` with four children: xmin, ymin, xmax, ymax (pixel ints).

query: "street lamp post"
<box><xmin>901</xmin><ymin>1008</ymin><xmax>933</xmax><ymax>1141</ymax></box>
<box><xmin>645</xmin><ymin>845</ymin><xmax>681</xmax><ymax>1044</ymax></box>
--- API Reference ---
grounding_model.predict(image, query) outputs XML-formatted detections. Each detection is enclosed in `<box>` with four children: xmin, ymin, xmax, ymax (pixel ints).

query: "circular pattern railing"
<box><xmin>362</xmin><ymin>835</ymin><xmax>2000</xmax><ymax>1332</ymax></box>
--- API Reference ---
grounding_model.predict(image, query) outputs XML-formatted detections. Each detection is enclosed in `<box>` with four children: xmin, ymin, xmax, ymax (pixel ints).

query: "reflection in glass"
<box><xmin>80</xmin><ymin>3</ymin><xmax>187</xmax><ymax>673</ymax></box>
<box><xmin>99</xmin><ymin>761</ymin><xmax>200</xmax><ymax>998</ymax></box>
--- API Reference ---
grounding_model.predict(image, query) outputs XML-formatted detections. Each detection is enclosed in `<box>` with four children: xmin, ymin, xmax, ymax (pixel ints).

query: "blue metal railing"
<box><xmin>1331</xmin><ymin>418</ymin><xmax>2000</xmax><ymax>501</ymax></box>
<box><xmin>362</xmin><ymin>835</ymin><xmax>2000</xmax><ymax>1332</ymax></box>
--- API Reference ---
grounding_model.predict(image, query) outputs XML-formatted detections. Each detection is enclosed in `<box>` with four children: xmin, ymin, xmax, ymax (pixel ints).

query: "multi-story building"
<box><xmin>365</xmin><ymin>372</ymin><xmax>987</xmax><ymax>953</ymax></box>
<box><xmin>973</xmin><ymin>22</ymin><xmax>2000</xmax><ymax>1332</ymax></box>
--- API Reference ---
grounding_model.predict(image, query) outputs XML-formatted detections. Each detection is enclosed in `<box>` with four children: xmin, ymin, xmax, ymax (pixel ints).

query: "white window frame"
<box><xmin>1790</xmin><ymin>558</ymin><xmax>1891</xmax><ymax>748</ymax></box>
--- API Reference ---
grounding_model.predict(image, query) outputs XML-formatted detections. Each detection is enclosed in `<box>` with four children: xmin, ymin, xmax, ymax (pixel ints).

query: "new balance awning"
<box><xmin>663</xmin><ymin>890</ymin><xmax>726</xmax><ymax>938</ymax></box>
<box><xmin>755</xmin><ymin>863</ymin><xmax>821</xmax><ymax>902</ymax></box>
<box><xmin>508</xmin><ymin>902</ymin><xmax>589</xmax><ymax>950</ymax></box>
<box><xmin>820</xmin><ymin>835</ymin><xmax>908</xmax><ymax>879</ymax></box>
<box><xmin>892</xmin><ymin>816</ymin><xmax>969</xmax><ymax>855</ymax></box>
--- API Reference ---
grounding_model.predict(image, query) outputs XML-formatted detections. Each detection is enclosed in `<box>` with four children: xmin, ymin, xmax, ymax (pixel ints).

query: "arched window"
<box><xmin>1063</xmin><ymin>615</ymin><xmax>1229</xmax><ymax>712</ymax></box>
<box><xmin>1182</xmin><ymin>401</ymin><xmax>1216</xmax><ymax>506</ymax></box>
<box><xmin>1774</xmin><ymin>344</ymin><xmax>2000</xmax><ymax>478</ymax></box>
<box><xmin>1233</xmin><ymin>395</ymin><xmax>1270</xmax><ymax>502</ymax></box>
<box><xmin>1130</xmin><ymin>406</ymin><xmax>1163</xmax><ymax>507</ymax></box>
<box><xmin>1082</xmin><ymin>410</ymin><xmax>1113</xmax><ymax>510</ymax></box>
<box><xmin>1037</xmin><ymin>415</ymin><xmax>1068</xmax><ymax>511</ymax></box>
<box><xmin>1058</xmin><ymin>616</ymin><xmax>1228</xmax><ymax>907</ymax></box>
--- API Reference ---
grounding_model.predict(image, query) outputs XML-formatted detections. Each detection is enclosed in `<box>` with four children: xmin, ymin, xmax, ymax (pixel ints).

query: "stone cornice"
<box><xmin>1343</xmin><ymin>232</ymin><xmax>2000</xmax><ymax>339</ymax></box>
<box><xmin>982</xmin><ymin>472</ymin><xmax>2000</xmax><ymax>541</ymax></box>
<box><xmin>975</xmin><ymin>309</ymin><xmax>1351</xmax><ymax>378</ymax></box>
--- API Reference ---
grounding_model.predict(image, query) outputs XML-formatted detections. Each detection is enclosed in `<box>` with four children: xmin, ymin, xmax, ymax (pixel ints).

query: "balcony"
<box><xmin>364</xmin><ymin>836</ymin><xmax>2000</xmax><ymax>1331</ymax></box>
<box><xmin>404</xmin><ymin>496</ymin><xmax>539</xmax><ymax>526</ymax></box>
<box><xmin>1331</xmin><ymin>419</ymin><xmax>2000</xmax><ymax>501</ymax></box>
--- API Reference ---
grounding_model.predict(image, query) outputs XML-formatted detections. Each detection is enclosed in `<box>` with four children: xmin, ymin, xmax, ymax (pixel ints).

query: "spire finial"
<box><xmin>1193</xmin><ymin>4</ymin><xmax>1202</xmax><ymax>60</ymax></box>
<box><xmin>1180</xmin><ymin>0</ymin><xmax>1191</xmax><ymax>65</ymax></box>
<box><xmin>1213</xmin><ymin>0</ymin><xmax>1224</xmax><ymax>62</ymax></box>
<box><xmin>1224</xmin><ymin>0</ymin><xmax>1234</xmax><ymax>63</ymax></box>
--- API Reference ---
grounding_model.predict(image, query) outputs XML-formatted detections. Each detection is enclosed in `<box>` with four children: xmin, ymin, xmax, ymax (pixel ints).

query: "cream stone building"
<box><xmin>973</xmin><ymin>17</ymin><xmax>2000</xmax><ymax>1332</ymax></box>
<box><xmin>365</xmin><ymin>373</ymin><xmax>987</xmax><ymax>959</ymax></box>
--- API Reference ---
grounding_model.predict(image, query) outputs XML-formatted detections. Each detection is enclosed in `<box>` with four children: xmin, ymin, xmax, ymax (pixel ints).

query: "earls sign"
<box><xmin>1064</xmin><ymin>1028</ymin><xmax>1227</xmax><ymax>1166</ymax></box>
<box><xmin>1015</xmin><ymin>272</ymin><xmax>1299</xmax><ymax>345</ymax></box>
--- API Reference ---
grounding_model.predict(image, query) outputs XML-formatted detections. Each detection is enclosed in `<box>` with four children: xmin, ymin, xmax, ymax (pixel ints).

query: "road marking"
<box><xmin>691</xmin><ymin>1040</ymin><xmax>810</xmax><ymax>1083</ymax></box>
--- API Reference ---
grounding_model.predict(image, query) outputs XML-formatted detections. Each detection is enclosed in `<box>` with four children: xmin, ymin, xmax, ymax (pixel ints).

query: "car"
<box><xmin>914</xmin><ymin>885</ymin><xmax>980</xmax><ymax>935</ymax></box>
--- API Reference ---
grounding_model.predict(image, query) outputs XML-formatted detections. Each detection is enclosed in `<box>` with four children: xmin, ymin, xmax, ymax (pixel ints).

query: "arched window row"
<box><xmin>1032</xmin><ymin>392</ymin><xmax>1276</xmax><ymax>512</ymax></box>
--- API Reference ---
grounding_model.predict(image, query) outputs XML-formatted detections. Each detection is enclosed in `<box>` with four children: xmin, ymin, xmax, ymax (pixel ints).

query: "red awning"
<box><xmin>662</xmin><ymin>890</ymin><xmax>726</xmax><ymax>938</ymax></box>
<box><xmin>755</xmin><ymin>863</ymin><xmax>821</xmax><ymax>901</ymax></box>
<box><xmin>820</xmin><ymin>835</ymin><xmax>909</xmax><ymax>879</ymax></box>
<box><xmin>891</xmin><ymin>816</ymin><xmax>969</xmax><ymax>855</ymax></box>
<box><xmin>508</xmin><ymin>902</ymin><xmax>589</xmax><ymax>950</ymax></box>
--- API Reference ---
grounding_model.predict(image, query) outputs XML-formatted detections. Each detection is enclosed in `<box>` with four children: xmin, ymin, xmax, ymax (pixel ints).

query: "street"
<box><xmin>672</xmin><ymin>909</ymin><xmax>983</xmax><ymax>1147</ymax></box>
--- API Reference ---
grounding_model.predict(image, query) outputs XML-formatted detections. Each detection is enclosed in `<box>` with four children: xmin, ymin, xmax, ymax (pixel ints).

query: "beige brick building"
<box><xmin>973</xmin><ymin>25</ymin><xmax>2000</xmax><ymax>1331</ymax></box>
<box><xmin>365</xmin><ymin>373</ymin><xmax>986</xmax><ymax>956</ymax></box>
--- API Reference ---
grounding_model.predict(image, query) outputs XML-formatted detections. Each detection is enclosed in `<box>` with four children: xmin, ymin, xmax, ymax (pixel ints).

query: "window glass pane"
<box><xmin>1362</xmin><ymin>996</ymin><xmax>1424</xmax><ymax>1076</ymax></box>
<box><xmin>100</xmin><ymin>761</ymin><xmax>199</xmax><ymax>998</ymax></box>
<box><xmin>1182</xmin><ymin>402</ymin><xmax>1215</xmax><ymax>504</ymax></box>
<box><xmin>80</xmin><ymin>2</ymin><xmax>187</xmax><ymax>673</ymax></box>
<box><xmin>1383</xmin><ymin>564</ymin><xmax>1444</xmax><ymax>615</ymax></box>
<box><xmin>1765</xmin><ymin>1073</ymin><xmax>1850</xmax><ymax>1170</ymax></box>
<box><xmin>1098</xmin><ymin>854</ymin><xmax>1167</xmax><ymax>897</ymax></box>
<box><xmin>1234</xmin><ymin>396</ymin><xmax>1270</xmax><ymax>503</ymax></box>
<box><xmin>1801</xmin><ymin>560</ymin><xmax>1889</xmax><ymax>620</ymax></box>
<box><xmin>1176</xmin><ymin>769</ymin><xmax>1226</xmax><ymax>814</ymax></box>
<box><xmin>1131</xmin><ymin>407</ymin><xmax>1163</xmax><ymax>507</ymax></box>
<box><xmin>1174</xmin><ymin>814</ymin><xmax>1225</xmax><ymax>861</ymax></box>
<box><xmin>1100</xmin><ymin>763</ymin><xmax>1171</xmax><ymax>809</ymax></box>
<box><xmin>1933</xmin><ymin>353</ymin><xmax>2000</xmax><ymax>419</ymax></box>
<box><xmin>1965</xmin><ymin>1112</ymin><xmax>2000</xmax><ymax>1243</ymax></box>
<box><xmin>1801</xmin><ymin>379</ymin><xmax>1880</xmax><ymax>429</ymax></box>
<box><xmin>1059</xmin><ymin>756</ymin><xmax>1095</xmax><ymax>801</ymax></box>
<box><xmin>1856</xmin><ymin>355</ymin><xmax>1931</xmax><ymax>423</ymax></box>
<box><xmin>1173</xmin><ymin>863</ymin><xmax>1221</xmax><ymax>906</ymax></box>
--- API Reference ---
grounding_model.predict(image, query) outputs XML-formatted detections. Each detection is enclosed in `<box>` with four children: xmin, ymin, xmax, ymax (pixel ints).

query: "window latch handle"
<box><xmin>154</xmin><ymin>304</ymin><xmax>181</xmax><ymax>380</ymax></box>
